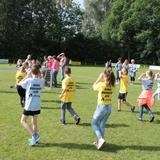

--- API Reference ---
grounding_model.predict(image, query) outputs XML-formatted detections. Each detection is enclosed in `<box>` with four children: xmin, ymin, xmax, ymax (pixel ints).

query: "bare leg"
<box><xmin>117</xmin><ymin>99</ymin><xmax>121</xmax><ymax>111</ymax></box>
<box><xmin>32</xmin><ymin>115</ymin><xmax>38</xmax><ymax>134</ymax></box>
<box><xmin>123</xmin><ymin>101</ymin><xmax>132</xmax><ymax>108</ymax></box>
<box><xmin>20</xmin><ymin>115</ymin><xmax>34</xmax><ymax>135</ymax></box>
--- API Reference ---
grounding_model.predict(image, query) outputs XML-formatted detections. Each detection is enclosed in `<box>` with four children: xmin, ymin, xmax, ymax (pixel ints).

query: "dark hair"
<box><xmin>64</xmin><ymin>67</ymin><xmax>71</xmax><ymax>75</ymax></box>
<box><xmin>31</xmin><ymin>64</ymin><xmax>40</xmax><ymax>75</ymax></box>
<box><xmin>104</xmin><ymin>69</ymin><xmax>115</xmax><ymax>87</ymax></box>
<box><xmin>147</xmin><ymin>70</ymin><xmax>154</xmax><ymax>79</ymax></box>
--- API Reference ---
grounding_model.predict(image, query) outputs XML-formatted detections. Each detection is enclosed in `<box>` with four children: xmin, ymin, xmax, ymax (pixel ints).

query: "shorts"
<box><xmin>118</xmin><ymin>93</ymin><xmax>128</xmax><ymax>101</ymax></box>
<box><xmin>23</xmin><ymin>110</ymin><xmax>40</xmax><ymax>116</ymax></box>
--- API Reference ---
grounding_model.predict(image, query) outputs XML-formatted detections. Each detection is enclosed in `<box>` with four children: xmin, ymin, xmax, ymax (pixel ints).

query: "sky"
<box><xmin>73</xmin><ymin>0</ymin><xmax>84</xmax><ymax>8</ymax></box>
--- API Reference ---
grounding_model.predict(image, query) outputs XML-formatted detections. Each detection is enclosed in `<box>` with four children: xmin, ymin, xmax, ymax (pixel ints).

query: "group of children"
<box><xmin>15</xmin><ymin>54</ymin><xmax>80</xmax><ymax>146</ymax></box>
<box><xmin>15</xmin><ymin>55</ymin><xmax>160</xmax><ymax>150</ymax></box>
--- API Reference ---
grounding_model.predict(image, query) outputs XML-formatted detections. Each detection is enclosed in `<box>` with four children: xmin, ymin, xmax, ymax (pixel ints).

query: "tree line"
<box><xmin>0</xmin><ymin>0</ymin><xmax>160</xmax><ymax>64</ymax></box>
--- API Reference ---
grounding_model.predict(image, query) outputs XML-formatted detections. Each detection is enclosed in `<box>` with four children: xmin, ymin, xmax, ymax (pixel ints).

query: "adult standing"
<box><xmin>51</xmin><ymin>56</ymin><xmax>60</xmax><ymax>87</ymax></box>
<box><xmin>57</xmin><ymin>53</ymin><xmax>67</xmax><ymax>80</ymax></box>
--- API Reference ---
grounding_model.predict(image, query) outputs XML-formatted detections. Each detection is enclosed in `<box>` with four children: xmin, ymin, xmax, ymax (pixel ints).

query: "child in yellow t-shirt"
<box><xmin>16</xmin><ymin>65</ymin><xmax>27</xmax><ymax>107</ymax></box>
<box><xmin>92</xmin><ymin>69</ymin><xmax>115</xmax><ymax>150</ymax></box>
<box><xmin>117</xmin><ymin>67</ymin><xmax>135</xmax><ymax>112</ymax></box>
<box><xmin>59</xmin><ymin>67</ymin><xmax>80</xmax><ymax>125</ymax></box>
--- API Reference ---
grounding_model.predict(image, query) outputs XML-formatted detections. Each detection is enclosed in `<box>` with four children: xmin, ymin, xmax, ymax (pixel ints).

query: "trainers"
<box><xmin>131</xmin><ymin>106</ymin><xmax>135</xmax><ymax>112</ymax></box>
<box><xmin>33</xmin><ymin>133</ymin><xmax>40</xmax><ymax>143</ymax></box>
<box><xmin>117</xmin><ymin>109</ymin><xmax>121</xmax><ymax>112</ymax></box>
<box><xmin>138</xmin><ymin>118</ymin><xmax>142</xmax><ymax>121</ymax></box>
<box><xmin>60</xmin><ymin>119</ymin><xmax>65</xmax><ymax>125</ymax></box>
<box><xmin>74</xmin><ymin>116</ymin><xmax>80</xmax><ymax>125</ymax></box>
<box><xmin>28</xmin><ymin>136</ymin><xmax>37</xmax><ymax>146</ymax></box>
<box><xmin>149</xmin><ymin>116</ymin><xmax>154</xmax><ymax>122</ymax></box>
<box><xmin>97</xmin><ymin>138</ymin><xmax>105</xmax><ymax>150</ymax></box>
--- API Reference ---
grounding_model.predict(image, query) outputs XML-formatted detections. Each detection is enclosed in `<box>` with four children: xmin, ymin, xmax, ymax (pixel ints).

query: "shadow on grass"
<box><xmin>41</xmin><ymin>106</ymin><xmax>60</xmax><ymax>110</ymax></box>
<box><xmin>42</xmin><ymin>100</ymin><xmax>61</xmax><ymax>104</ymax></box>
<box><xmin>36</xmin><ymin>142</ymin><xmax>160</xmax><ymax>152</ymax></box>
<box><xmin>78</xmin><ymin>123</ymin><xmax>129</xmax><ymax>128</ymax></box>
<box><xmin>76</xmin><ymin>85</ymin><xmax>89</xmax><ymax>89</ymax></box>
<box><xmin>0</xmin><ymin>90</ymin><xmax>17</xmax><ymax>94</ymax></box>
<box><xmin>77</xmin><ymin>82</ymin><xmax>92</xmax><ymax>85</ymax></box>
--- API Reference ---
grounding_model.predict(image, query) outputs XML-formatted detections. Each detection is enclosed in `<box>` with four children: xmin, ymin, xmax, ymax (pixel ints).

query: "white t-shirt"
<box><xmin>21</xmin><ymin>77</ymin><xmax>44</xmax><ymax>111</ymax></box>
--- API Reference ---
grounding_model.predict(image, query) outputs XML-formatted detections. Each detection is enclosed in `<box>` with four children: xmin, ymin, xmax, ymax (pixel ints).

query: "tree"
<box><xmin>102</xmin><ymin>0</ymin><xmax>160</xmax><ymax>64</ymax></box>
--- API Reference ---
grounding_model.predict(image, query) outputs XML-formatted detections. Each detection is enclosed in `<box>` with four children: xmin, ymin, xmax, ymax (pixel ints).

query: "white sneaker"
<box><xmin>97</xmin><ymin>138</ymin><xmax>105</xmax><ymax>150</ymax></box>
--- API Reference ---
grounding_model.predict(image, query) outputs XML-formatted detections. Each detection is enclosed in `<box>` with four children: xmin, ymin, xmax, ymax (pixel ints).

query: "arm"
<box><xmin>138</xmin><ymin>73</ymin><xmax>146</xmax><ymax>81</ymax></box>
<box><xmin>94</xmin><ymin>73</ymin><xmax>104</xmax><ymax>84</ymax></box>
<box><xmin>59</xmin><ymin>89</ymin><xmax>66</xmax><ymax>98</ymax></box>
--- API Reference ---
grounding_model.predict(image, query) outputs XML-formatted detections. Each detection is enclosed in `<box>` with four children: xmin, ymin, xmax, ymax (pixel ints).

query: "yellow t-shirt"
<box><xmin>61</xmin><ymin>76</ymin><xmax>76</xmax><ymax>103</ymax></box>
<box><xmin>119</xmin><ymin>75</ymin><xmax>128</xmax><ymax>93</ymax></box>
<box><xmin>93</xmin><ymin>82</ymin><xmax>114</xmax><ymax>105</ymax></box>
<box><xmin>16</xmin><ymin>71</ymin><xmax>26</xmax><ymax>84</ymax></box>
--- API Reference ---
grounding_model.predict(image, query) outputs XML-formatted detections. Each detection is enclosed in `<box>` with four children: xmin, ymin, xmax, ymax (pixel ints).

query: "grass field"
<box><xmin>0</xmin><ymin>64</ymin><xmax>160</xmax><ymax>160</ymax></box>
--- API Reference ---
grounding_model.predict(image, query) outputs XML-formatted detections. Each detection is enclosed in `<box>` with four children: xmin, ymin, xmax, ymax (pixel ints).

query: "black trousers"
<box><xmin>16</xmin><ymin>85</ymin><xmax>26</xmax><ymax>106</ymax></box>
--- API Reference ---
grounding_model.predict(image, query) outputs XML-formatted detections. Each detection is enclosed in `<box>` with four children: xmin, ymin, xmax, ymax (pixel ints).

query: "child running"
<box><xmin>92</xmin><ymin>69</ymin><xmax>115</xmax><ymax>150</ymax></box>
<box><xmin>59</xmin><ymin>67</ymin><xmax>80</xmax><ymax>125</ymax></box>
<box><xmin>153</xmin><ymin>71</ymin><xmax>160</xmax><ymax>100</ymax></box>
<box><xmin>19</xmin><ymin>65</ymin><xmax>44</xmax><ymax>146</ymax></box>
<box><xmin>137</xmin><ymin>70</ymin><xmax>154</xmax><ymax>122</ymax></box>
<box><xmin>117</xmin><ymin>67</ymin><xmax>135</xmax><ymax>112</ymax></box>
<box><xmin>16</xmin><ymin>65</ymin><xmax>26</xmax><ymax>107</ymax></box>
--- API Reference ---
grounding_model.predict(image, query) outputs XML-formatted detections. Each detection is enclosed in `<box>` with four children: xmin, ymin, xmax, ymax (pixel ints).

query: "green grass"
<box><xmin>0</xmin><ymin>64</ymin><xmax>160</xmax><ymax>160</ymax></box>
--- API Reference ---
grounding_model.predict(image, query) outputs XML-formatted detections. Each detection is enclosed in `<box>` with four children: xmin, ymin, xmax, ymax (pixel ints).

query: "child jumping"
<box><xmin>137</xmin><ymin>70</ymin><xmax>154</xmax><ymax>122</ymax></box>
<box><xmin>153</xmin><ymin>72</ymin><xmax>160</xmax><ymax>100</ymax></box>
<box><xmin>92</xmin><ymin>69</ymin><xmax>115</xmax><ymax>150</ymax></box>
<box><xmin>19</xmin><ymin>65</ymin><xmax>44</xmax><ymax>146</ymax></box>
<box><xmin>59</xmin><ymin>67</ymin><xmax>80</xmax><ymax>125</ymax></box>
<box><xmin>117</xmin><ymin>67</ymin><xmax>135</xmax><ymax>112</ymax></box>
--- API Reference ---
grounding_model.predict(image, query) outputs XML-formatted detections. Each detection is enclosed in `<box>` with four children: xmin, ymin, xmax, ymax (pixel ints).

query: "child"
<box><xmin>117</xmin><ymin>67</ymin><xmax>135</xmax><ymax>112</ymax></box>
<box><xmin>137</xmin><ymin>71</ymin><xmax>154</xmax><ymax>122</ymax></box>
<box><xmin>19</xmin><ymin>65</ymin><xmax>44</xmax><ymax>146</ymax></box>
<box><xmin>59</xmin><ymin>67</ymin><xmax>80</xmax><ymax>125</ymax></box>
<box><xmin>129</xmin><ymin>59</ymin><xmax>137</xmax><ymax>84</ymax></box>
<box><xmin>115</xmin><ymin>58</ymin><xmax>122</xmax><ymax>84</ymax></box>
<box><xmin>153</xmin><ymin>72</ymin><xmax>160</xmax><ymax>100</ymax></box>
<box><xmin>16</xmin><ymin>65</ymin><xmax>27</xmax><ymax>107</ymax></box>
<box><xmin>92</xmin><ymin>69</ymin><xmax>115</xmax><ymax>150</ymax></box>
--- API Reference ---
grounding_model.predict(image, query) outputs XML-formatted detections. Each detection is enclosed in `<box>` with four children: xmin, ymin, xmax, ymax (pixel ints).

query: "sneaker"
<box><xmin>117</xmin><ymin>109</ymin><xmax>121</xmax><ymax>112</ymax></box>
<box><xmin>28</xmin><ymin>136</ymin><xmax>37</xmax><ymax>146</ymax></box>
<box><xmin>97</xmin><ymin>138</ymin><xmax>105</xmax><ymax>150</ymax></box>
<box><xmin>60</xmin><ymin>119</ymin><xmax>65</xmax><ymax>125</ymax></box>
<box><xmin>33</xmin><ymin>133</ymin><xmax>40</xmax><ymax>143</ymax></box>
<box><xmin>74</xmin><ymin>116</ymin><xmax>80</xmax><ymax>125</ymax></box>
<box><xmin>149</xmin><ymin>116</ymin><xmax>154</xmax><ymax>123</ymax></box>
<box><xmin>138</xmin><ymin>118</ymin><xmax>142</xmax><ymax>121</ymax></box>
<box><xmin>131</xmin><ymin>106</ymin><xmax>135</xmax><ymax>112</ymax></box>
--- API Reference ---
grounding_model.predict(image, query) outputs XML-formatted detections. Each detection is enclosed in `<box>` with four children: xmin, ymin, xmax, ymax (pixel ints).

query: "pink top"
<box><xmin>60</xmin><ymin>56</ymin><xmax>66</xmax><ymax>67</ymax></box>
<box><xmin>52</xmin><ymin>60</ymin><xmax>60</xmax><ymax>72</ymax></box>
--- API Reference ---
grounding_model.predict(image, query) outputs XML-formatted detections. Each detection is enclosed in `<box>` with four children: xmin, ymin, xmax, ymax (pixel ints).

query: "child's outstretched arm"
<box><xmin>138</xmin><ymin>73</ymin><xmax>145</xmax><ymax>80</ymax></box>
<box><xmin>95</xmin><ymin>73</ymin><xmax>104</xmax><ymax>84</ymax></box>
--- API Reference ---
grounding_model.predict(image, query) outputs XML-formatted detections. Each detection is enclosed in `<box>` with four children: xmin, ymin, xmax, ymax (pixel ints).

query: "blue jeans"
<box><xmin>61</xmin><ymin>102</ymin><xmax>77</xmax><ymax>121</ymax></box>
<box><xmin>139</xmin><ymin>104</ymin><xmax>154</xmax><ymax>119</ymax></box>
<box><xmin>92</xmin><ymin>104</ymin><xmax>112</xmax><ymax>139</ymax></box>
<box><xmin>52</xmin><ymin>71</ymin><xmax>58</xmax><ymax>87</ymax></box>
<box><xmin>61</xmin><ymin>65</ymin><xmax>66</xmax><ymax>80</ymax></box>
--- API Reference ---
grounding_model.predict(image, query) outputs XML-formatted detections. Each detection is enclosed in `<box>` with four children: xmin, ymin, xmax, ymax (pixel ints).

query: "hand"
<box><xmin>59</xmin><ymin>94</ymin><xmax>63</xmax><ymax>98</ymax></box>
